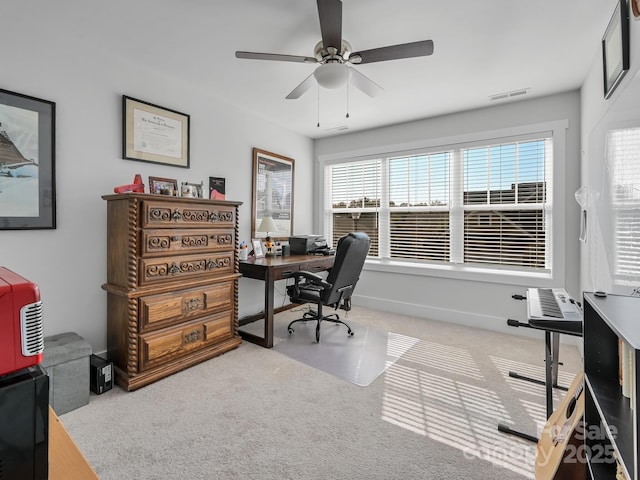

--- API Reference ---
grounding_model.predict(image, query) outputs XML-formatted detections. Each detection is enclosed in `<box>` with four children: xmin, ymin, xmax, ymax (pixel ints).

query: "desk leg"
<box><xmin>239</xmin><ymin>269</ymin><xmax>275</xmax><ymax>348</ymax></box>
<box><xmin>262</xmin><ymin>268</ymin><xmax>275</xmax><ymax>348</ymax></box>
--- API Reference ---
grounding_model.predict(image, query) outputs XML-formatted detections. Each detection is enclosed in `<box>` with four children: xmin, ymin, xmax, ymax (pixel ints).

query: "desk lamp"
<box><xmin>257</xmin><ymin>216</ymin><xmax>278</xmax><ymax>256</ymax></box>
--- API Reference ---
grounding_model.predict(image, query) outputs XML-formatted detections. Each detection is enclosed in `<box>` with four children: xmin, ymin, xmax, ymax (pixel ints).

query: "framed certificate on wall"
<box><xmin>122</xmin><ymin>95</ymin><xmax>190</xmax><ymax>168</ymax></box>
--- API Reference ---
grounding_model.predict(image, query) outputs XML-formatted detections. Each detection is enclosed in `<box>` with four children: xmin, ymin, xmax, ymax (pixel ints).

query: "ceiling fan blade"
<box><xmin>235</xmin><ymin>51</ymin><xmax>317</xmax><ymax>63</ymax></box>
<box><xmin>286</xmin><ymin>74</ymin><xmax>316</xmax><ymax>99</ymax></box>
<box><xmin>317</xmin><ymin>0</ymin><xmax>342</xmax><ymax>50</ymax></box>
<box><xmin>349</xmin><ymin>67</ymin><xmax>383</xmax><ymax>97</ymax></box>
<box><xmin>349</xmin><ymin>40</ymin><xmax>434</xmax><ymax>64</ymax></box>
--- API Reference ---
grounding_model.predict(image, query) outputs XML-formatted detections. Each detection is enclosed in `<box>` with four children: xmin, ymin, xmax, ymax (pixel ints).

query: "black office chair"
<box><xmin>286</xmin><ymin>232</ymin><xmax>371</xmax><ymax>342</ymax></box>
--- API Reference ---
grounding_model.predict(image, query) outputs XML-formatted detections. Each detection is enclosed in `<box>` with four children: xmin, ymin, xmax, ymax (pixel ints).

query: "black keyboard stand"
<box><xmin>497</xmin><ymin>294</ymin><xmax>582</xmax><ymax>443</ymax></box>
<box><xmin>506</xmin><ymin>319</ymin><xmax>568</xmax><ymax>393</ymax></box>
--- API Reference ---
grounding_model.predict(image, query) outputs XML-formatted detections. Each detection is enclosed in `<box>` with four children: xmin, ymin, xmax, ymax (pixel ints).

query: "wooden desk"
<box><xmin>49</xmin><ymin>406</ymin><xmax>99</xmax><ymax>480</ymax></box>
<box><xmin>239</xmin><ymin>254</ymin><xmax>335</xmax><ymax>348</ymax></box>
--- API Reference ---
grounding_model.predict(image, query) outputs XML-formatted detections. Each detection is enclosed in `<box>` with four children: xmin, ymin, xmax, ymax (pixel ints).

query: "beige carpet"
<box><xmin>60</xmin><ymin>306</ymin><xmax>582</xmax><ymax>480</ymax></box>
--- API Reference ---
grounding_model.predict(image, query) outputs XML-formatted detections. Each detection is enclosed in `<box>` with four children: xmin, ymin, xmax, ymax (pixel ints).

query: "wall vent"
<box><xmin>324</xmin><ymin>125</ymin><xmax>349</xmax><ymax>132</ymax></box>
<box><xmin>490</xmin><ymin>88</ymin><xmax>530</xmax><ymax>101</ymax></box>
<box><xmin>508</xmin><ymin>89</ymin><xmax>528</xmax><ymax>97</ymax></box>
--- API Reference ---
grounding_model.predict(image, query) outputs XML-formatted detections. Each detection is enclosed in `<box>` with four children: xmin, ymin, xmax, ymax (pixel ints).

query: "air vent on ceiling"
<box><xmin>324</xmin><ymin>125</ymin><xmax>349</xmax><ymax>132</ymax></box>
<box><xmin>489</xmin><ymin>88</ymin><xmax>530</xmax><ymax>101</ymax></box>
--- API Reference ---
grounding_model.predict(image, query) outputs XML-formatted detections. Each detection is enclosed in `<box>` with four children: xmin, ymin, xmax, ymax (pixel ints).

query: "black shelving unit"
<box><xmin>584</xmin><ymin>293</ymin><xmax>640</xmax><ymax>480</ymax></box>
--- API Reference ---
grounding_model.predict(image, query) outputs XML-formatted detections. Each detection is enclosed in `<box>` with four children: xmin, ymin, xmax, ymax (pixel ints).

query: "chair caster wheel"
<box><xmin>349</xmin><ymin>331</ymin><xmax>354</xmax><ymax>336</ymax></box>
<box><xmin>288</xmin><ymin>328</ymin><xmax>294</xmax><ymax>334</ymax></box>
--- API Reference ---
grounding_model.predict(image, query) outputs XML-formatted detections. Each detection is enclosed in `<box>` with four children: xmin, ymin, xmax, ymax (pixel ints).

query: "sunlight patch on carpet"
<box><xmin>272</xmin><ymin>320</ymin><xmax>419</xmax><ymax>387</ymax></box>
<box><xmin>401</xmin><ymin>340</ymin><xmax>485</xmax><ymax>380</ymax></box>
<box><xmin>381</xmin><ymin>355</ymin><xmax>537</xmax><ymax>479</ymax></box>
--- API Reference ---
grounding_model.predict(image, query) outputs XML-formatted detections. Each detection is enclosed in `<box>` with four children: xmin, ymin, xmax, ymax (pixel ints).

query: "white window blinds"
<box><xmin>462</xmin><ymin>140</ymin><xmax>550</xmax><ymax>268</ymax></box>
<box><xmin>388</xmin><ymin>153</ymin><xmax>450</xmax><ymax>261</ymax></box>
<box><xmin>324</xmin><ymin>133</ymin><xmax>553</xmax><ymax>272</ymax></box>
<box><xmin>608</xmin><ymin>127</ymin><xmax>640</xmax><ymax>283</ymax></box>
<box><xmin>328</xmin><ymin>160</ymin><xmax>380</xmax><ymax>256</ymax></box>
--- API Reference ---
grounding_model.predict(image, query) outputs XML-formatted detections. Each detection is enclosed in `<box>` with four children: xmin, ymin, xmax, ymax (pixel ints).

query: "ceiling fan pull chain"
<box><xmin>346</xmin><ymin>72</ymin><xmax>350</xmax><ymax>119</ymax></box>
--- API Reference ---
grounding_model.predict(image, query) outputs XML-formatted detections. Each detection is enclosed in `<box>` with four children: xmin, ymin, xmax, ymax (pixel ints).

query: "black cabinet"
<box><xmin>584</xmin><ymin>293</ymin><xmax>640</xmax><ymax>479</ymax></box>
<box><xmin>0</xmin><ymin>365</ymin><xmax>49</xmax><ymax>480</ymax></box>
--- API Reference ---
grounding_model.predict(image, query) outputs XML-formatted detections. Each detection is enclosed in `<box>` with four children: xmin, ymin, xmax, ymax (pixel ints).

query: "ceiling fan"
<box><xmin>235</xmin><ymin>0</ymin><xmax>434</xmax><ymax>100</ymax></box>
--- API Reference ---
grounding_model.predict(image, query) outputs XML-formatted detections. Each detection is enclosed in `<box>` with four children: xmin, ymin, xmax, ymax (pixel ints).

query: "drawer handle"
<box><xmin>172</xmin><ymin>209</ymin><xmax>183</xmax><ymax>221</ymax></box>
<box><xmin>183</xmin><ymin>329</ymin><xmax>201</xmax><ymax>345</ymax></box>
<box><xmin>183</xmin><ymin>298</ymin><xmax>202</xmax><ymax>311</ymax></box>
<box><xmin>169</xmin><ymin>262</ymin><xmax>181</xmax><ymax>275</ymax></box>
<box><xmin>171</xmin><ymin>236</ymin><xmax>179</xmax><ymax>242</ymax></box>
<box><xmin>209</xmin><ymin>212</ymin><xmax>219</xmax><ymax>222</ymax></box>
<box><xmin>282</xmin><ymin>270</ymin><xmax>295</xmax><ymax>276</ymax></box>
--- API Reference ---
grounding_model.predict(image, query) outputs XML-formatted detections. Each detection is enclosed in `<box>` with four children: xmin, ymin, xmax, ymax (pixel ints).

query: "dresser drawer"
<box><xmin>139</xmin><ymin>311</ymin><xmax>233</xmax><ymax>371</ymax></box>
<box><xmin>139</xmin><ymin>281</ymin><xmax>233</xmax><ymax>331</ymax></box>
<box><xmin>139</xmin><ymin>252</ymin><xmax>233</xmax><ymax>285</ymax></box>
<box><xmin>141</xmin><ymin>228</ymin><xmax>234</xmax><ymax>257</ymax></box>
<box><xmin>141</xmin><ymin>200</ymin><xmax>236</xmax><ymax>228</ymax></box>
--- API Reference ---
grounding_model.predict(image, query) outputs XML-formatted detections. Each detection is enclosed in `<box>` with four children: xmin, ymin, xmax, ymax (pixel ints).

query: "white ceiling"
<box><xmin>84</xmin><ymin>0</ymin><xmax>616</xmax><ymax>139</ymax></box>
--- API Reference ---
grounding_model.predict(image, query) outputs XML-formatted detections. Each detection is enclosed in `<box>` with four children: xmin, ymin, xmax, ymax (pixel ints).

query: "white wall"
<box><xmin>314</xmin><ymin>92</ymin><xmax>582</xmax><ymax>336</ymax></box>
<box><xmin>580</xmin><ymin>5</ymin><xmax>640</xmax><ymax>295</ymax></box>
<box><xmin>0</xmin><ymin>3</ymin><xmax>313</xmax><ymax>352</ymax></box>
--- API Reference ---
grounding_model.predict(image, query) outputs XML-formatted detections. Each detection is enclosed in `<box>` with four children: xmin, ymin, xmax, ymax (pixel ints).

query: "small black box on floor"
<box><xmin>89</xmin><ymin>354</ymin><xmax>113</xmax><ymax>394</ymax></box>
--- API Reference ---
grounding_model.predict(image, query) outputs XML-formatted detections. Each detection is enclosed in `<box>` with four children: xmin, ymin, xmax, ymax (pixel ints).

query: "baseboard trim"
<box><xmin>352</xmin><ymin>294</ymin><xmax>580</xmax><ymax>346</ymax></box>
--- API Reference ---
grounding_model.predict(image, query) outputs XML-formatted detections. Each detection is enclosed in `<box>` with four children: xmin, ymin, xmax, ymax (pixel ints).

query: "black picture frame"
<box><xmin>0</xmin><ymin>88</ymin><xmax>56</xmax><ymax>229</ymax></box>
<box><xmin>122</xmin><ymin>95</ymin><xmax>190</xmax><ymax>168</ymax></box>
<box><xmin>602</xmin><ymin>0</ymin><xmax>630</xmax><ymax>99</ymax></box>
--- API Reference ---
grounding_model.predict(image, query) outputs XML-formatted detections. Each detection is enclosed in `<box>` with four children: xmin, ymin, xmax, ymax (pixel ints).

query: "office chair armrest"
<box><xmin>292</xmin><ymin>270</ymin><xmax>332</xmax><ymax>289</ymax></box>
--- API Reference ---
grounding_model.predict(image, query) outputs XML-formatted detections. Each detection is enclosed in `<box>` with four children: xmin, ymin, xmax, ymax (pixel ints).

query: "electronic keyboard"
<box><xmin>526</xmin><ymin>288</ymin><xmax>583</xmax><ymax>335</ymax></box>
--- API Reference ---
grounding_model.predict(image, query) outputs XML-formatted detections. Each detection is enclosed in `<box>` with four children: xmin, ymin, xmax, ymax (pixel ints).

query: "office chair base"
<box><xmin>287</xmin><ymin>312</ymin><xmax>354</xmax><ymax>343</ymax></box>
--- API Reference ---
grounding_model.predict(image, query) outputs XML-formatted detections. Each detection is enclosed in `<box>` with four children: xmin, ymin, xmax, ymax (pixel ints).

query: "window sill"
<box><xmin>363</xmin><ymin>258</ymin><xmax>555</xmax><ymax>287</ymax></box>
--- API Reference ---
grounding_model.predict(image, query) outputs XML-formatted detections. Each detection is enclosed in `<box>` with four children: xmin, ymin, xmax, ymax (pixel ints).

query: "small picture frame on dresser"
<box><xmin>251</xmin><ymin>239</ymin><xmax>264</xmax><ymax>258</ymax></box>
<box><xmin>181</xmin><ymin>181</ymin><xmax>203</xmax><ymax>198</ymax></box>
<box><xmin>148</xmin><ymin>176</ymin><xmax>178</xmax><ymax>196</ymax></box>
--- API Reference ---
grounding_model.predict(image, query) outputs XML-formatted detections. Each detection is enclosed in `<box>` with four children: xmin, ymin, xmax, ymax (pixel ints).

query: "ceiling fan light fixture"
<box><xmin>314</xmin><ymin>63</ymin><xmax>348</xmax><ymax>89</ymax></box>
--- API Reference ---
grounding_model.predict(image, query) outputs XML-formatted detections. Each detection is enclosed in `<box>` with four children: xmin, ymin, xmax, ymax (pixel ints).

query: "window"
<box><xmin>324</xmin><ymin>133</ymin><xmax>553</xmax><ymax>274</ymax></box>
<box><xmin>327</xmin><ymin>160</ymin><xmax>380</xmax><ymax>256</ymax></box>
<box><xmin>462</xmin><ymin>140</ymin><xmax>549</xmax><ymax>268</ymax></box>
<box><xmin>607</xmin><ymin>127</ymin><xmax>640</xmax><ymax>285</ymax></box>
<box><xmin>388</xmin><ymin>153</ymin><xmax>450</xmax><ymax>261</ymax></box>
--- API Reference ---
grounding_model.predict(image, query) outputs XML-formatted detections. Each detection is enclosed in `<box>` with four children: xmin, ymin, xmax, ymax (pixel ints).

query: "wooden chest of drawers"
<box><xmin>102</xmin><ymin>193</ymin><xmax>242</xmax><ymax>391</ymax></box>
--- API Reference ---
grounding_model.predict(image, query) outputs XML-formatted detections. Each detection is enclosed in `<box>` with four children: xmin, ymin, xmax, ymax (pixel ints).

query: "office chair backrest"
<box><xmin>323</xmin><ymin>232</ymin><xmax>371</xmax><ymax>306</ymax></box>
